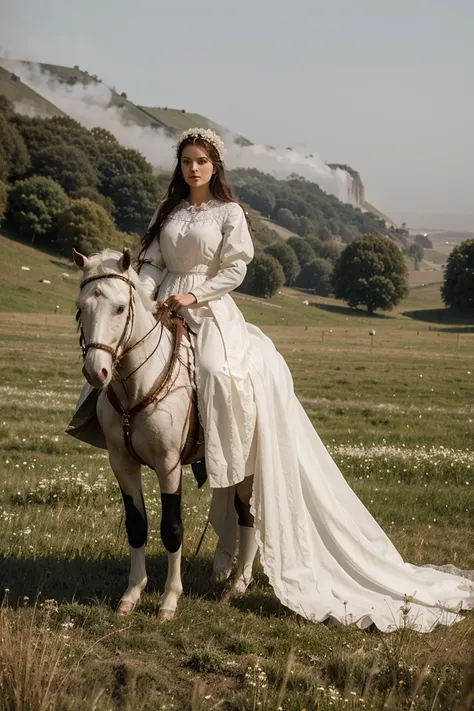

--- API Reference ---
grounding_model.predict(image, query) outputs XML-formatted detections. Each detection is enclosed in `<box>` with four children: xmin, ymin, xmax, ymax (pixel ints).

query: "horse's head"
<box><xmin>74</xmin><ymin>247</ymin><xmax>137</xmax><ymax>388</ymax></box>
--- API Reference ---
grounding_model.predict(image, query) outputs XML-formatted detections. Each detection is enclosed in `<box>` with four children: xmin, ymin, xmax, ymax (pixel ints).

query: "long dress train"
<box><xmin>134</xmin><ymin>199</ymin><xmax>474</xmax><ymax>631</ymax></box>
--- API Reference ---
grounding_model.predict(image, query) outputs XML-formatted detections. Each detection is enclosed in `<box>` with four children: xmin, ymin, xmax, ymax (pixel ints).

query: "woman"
<box><xmin>140</xmin><ymin>127</ymin><xmax>473</xmax><ymax>632</ymax></box>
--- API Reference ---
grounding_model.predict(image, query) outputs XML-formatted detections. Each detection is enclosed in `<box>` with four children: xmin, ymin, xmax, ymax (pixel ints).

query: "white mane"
<box><xmin>82</xmin><ymin>249</ymin><xmax>156</xmax><ymax>312</ymax></box>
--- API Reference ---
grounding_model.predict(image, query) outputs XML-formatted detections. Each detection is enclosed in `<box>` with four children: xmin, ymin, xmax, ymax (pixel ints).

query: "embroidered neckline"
<box><xmin>182</xmin><ymin>199</ymin><xmax>219</xmax><ymax>213</ymax></box>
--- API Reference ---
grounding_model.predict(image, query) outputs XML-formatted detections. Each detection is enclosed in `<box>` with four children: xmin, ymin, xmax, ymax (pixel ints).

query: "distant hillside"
<box><xmin>0</xmin><ymin>59</ymin><xmax>251</xmax><ymax>142</ymax></box>
<box><xmin>139</xmin><ymin>106</ymin><xmax>252</xmax><ymax>145</ymax></box>
<box><xmin>0</xmin><ymin>65</ymin><xmax>66</xmax><ymax>118</ymax></box>
<box><xmin>0</xmin><ymin>57</ymin><xmax>393</xmax><ymax>224</ymax></box>
<box><xmin>363</xmin><ymin>201</ymin><xmax>396</xmax><ymax>227</ymax></box>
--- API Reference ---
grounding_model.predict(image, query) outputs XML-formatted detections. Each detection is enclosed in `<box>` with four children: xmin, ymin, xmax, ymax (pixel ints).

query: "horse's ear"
<box><xmin>119</xmin><ymin>247</ymin><xmax>131</xmax><ymax>272</ymax></box>
<box><xmin>73</xmin><ymin>248</ymin><xmax>88</xmax><ymax>268</ymax></box>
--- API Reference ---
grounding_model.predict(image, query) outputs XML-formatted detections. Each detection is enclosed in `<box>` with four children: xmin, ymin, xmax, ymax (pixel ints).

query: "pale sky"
<box><xmin>1</xmin><ymin>0</ymin><xmax>472</xmax><ymax>229</ymax></box>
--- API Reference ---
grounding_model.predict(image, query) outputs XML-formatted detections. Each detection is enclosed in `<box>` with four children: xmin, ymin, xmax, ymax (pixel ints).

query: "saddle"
<box><xmin>66</xmin><ymin>307</ymin><xmax>207</xmax><ymax>487</ymax></box>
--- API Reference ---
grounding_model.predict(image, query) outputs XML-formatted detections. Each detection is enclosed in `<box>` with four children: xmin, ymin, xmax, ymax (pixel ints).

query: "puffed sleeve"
<box><xmin>190</xmin><ymin>203</ymin><xmax>254</xmax><ymax>304</ymax></box>
<box><xmin>137</xmin><ymin>207</ymin><xmax>167</xmax><ymax>299</ymax></box>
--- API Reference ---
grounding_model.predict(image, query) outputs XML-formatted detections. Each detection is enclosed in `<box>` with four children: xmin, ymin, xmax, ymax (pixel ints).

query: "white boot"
<box><xmin>231</xmin><ymin>526</ymin><xmax>258</xmax><ymax>596</ymax></box>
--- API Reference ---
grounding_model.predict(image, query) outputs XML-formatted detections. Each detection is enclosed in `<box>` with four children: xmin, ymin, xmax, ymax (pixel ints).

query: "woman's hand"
<box><xmin>165</xmin><ymin>293</ymin><xmax>197</xmax><ymax>311</ymax></box>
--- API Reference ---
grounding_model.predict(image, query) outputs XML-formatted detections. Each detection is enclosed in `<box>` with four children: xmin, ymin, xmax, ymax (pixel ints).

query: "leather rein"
<box><xmin>77</xmin><ymin>272</ymin><xmax>201</xmax><ymax>468</ymax></box>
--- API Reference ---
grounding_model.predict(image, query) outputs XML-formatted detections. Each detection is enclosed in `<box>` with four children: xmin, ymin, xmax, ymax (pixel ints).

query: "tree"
<box><xmin>236</xmin><ymin>185</ymin><xmax>275</xmax><ymax>217</ymax></box>
<box><xmin>317</xmin><ymin>225</ymin><xmax>332</xmax><ymax>242</ymax></box>
<box><xmin>104</xmin><ymin>172</ymin><xmax>158</xmax><ymax>233</ymax></box>
<box><xmin>332</xmin><ymin>234</ymin><xmax>408</xmax><ymax>313</ymax></box>
<box><xmin>296</xmin><ymin>257</ymin><xmax>334</xmax><ymax>296</ymax></box>
<box><xmin>441</xmin><ymin>239</ymin><xmax>474</xmax><ymax>310</ymax></box>
<box><xmin>31</xmin><ymin>144</ymin><xmax>99</xmax><ymax>194</ymax></box>
<box><xmin>304</xmin><ymin>235</ymin><xmax>322</xmax><ymax>255</ymax></box>
<box><xmin>295</xmin><ymin>215</ymin><xmax>313</xmax><ymax>237</ymax></box>
<box><xmin>275</xmin><ymin>207</ymin><xmax>297</xmax><ymax>231</ymax></box>
<box><xmin>264</xmin><ymin>242</ymin><xmax>300</xmax><ymax>285</ymax></box>
<box><xmin>0</xmin><ymin>181</ymin><xmax>7</xmax><ymax>222</ymax></box>
<box><xmin>415</xmin><ymin>233</ymin><xmax>433</xmax><ymax>249</ymax></box>
<box><xmin>237</xmin><ymin>253</ymin><xmax>284</xmax><ymax>299</ymax></box>
<box><xmin>0</xmin><ymin>112</ymin><xmax>30</xmax><ymax>179</ymax></box>
<box><xmin>319</xmin><ymin>241</ymin><xmax>341</xmax><ymax>264</ymax></box>
<box><xmin>56</xmin><ymin>198</ymin><xmax>117</xmax><ymax>256</ymax></box>
<box><xmin>339</xmin><ymin>224</ymin><xmax>360</xmax><ymax>244</ymax></box>
<box><xmin>7</xmin><ymin>176</ymin><xmax>69</xmax><ymax>244</ymax></box>
<box><xmin>10</xmin><ymin>115</ymin><xmax>61</xmax><ymax>155</ymax></box>
<box><xmin>90</xmin><ymin>127</ymin><xmax>119</xmax><ymax>145</ymax></box>
<box><xmin>251</xmin><ymin>224</ymin><xmax>282</xmax><ymax>250</ymax></box>
<box><xmin>296</xmin><ymin>258</ymin><xmax>333</xmax><ymax>296</ymax></box>
<box><xmin>407</xmin><ymin>242</ymin><xmax>424</xmax><ymax>270</ymax></box>
<box><xmin>287</xmin><ymin>236</ymin><xmax>316</xmax><ymax>267</ymax></box>
<box><xmin>71</xmin><ymin>186</ymin><xmax>115</xmax><ymax>215</ymax></box>
<box><xmin>0</xmin><ymin>148</ymin><xmax>7</xmax><ymax>183</ymax></box>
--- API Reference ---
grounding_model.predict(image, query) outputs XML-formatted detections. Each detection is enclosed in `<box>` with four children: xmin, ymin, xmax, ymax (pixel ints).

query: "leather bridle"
<box><xmin>78</xmin><ymin>273</ymin><xmax>137</xmax><ymax>365</ymax></box>
<box><xmin>76</xmin><ymin>271</ymin><xmax>201</xmax><ymax>467</ymax></box>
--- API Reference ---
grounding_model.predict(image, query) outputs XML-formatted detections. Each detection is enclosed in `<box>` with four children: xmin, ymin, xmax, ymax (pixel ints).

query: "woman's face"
<box><xmin>180</xmin><ymin>144</ymin><xmax>215</xmax><ymax>189</ymax></box>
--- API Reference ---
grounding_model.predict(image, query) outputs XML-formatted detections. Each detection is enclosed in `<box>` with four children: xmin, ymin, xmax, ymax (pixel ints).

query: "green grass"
<box><xmin>0</xmin><ymin>235</ymin><xmax>473</xmax><ymax>709</ymax></box>
<box><xmin>0</xmin><ymin>65</ymin><xmax>65</xmax><ymax>118</ymax></box>
<box><xmin>138</xmin><ymin>107</ymin><xmax>252</xmax><ymax>144</ymax></box>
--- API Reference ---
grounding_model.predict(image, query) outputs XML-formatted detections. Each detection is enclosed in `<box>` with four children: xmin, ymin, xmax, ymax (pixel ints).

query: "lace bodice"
<box><xmin>138</xmin><ymin>200</ymin><xmax>254</xmax><ymax>304</ymax></box>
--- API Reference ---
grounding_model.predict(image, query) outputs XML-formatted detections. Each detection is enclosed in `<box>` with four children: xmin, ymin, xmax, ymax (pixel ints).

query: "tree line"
<box><xmin>0</xmin><ymin>97</ymin><xmax>472</xmax><ymax>313</ymax></box>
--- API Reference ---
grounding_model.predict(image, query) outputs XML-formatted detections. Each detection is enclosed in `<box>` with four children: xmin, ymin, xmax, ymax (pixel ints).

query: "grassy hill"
<box><xmin>139</xmin><ymin>106</ymin><xmax>252</xmax><ymax>143</ymax></box>
<box><xmin>1</xmin><ymin>231</ymin><xmax>468</xmax><ymax>333</ymax></box>
<box><xmin>0</xmin><ymin>59</ymin><xmax>169</xmax><ymax>130</ymax></box>
<box><xmin>0</xmin><ymin>65</ymin><xmax>66</xmax><ymax>118</ymax></box>
<box><xmin>0</xmin><ymin>59</ymin><xmax>248</xmax><ymax>139</ymax></box>
<box><xmin>0</xmin><ymin>58</ymin><xmax>398</xmax><ymax>232</ymax></box>
<box><xmin>0</xmin><ymin>233</ymin><xmax>80</xmax><ymax>314</ymax></box>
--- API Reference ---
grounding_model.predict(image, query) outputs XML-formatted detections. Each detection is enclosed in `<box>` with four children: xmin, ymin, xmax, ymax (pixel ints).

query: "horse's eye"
<box><xmin>116</xmin><ymin>305</ymin><xmax>125</xmax><ymax>315</ymax></box>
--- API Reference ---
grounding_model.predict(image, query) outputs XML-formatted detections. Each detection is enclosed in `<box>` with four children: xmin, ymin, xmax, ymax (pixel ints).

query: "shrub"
<box><xmin>0</xmin><ymin>113</ymin><xmax>30</xmax><ymax>179</ymax></box>
<box><xmin>71</xmin><ymin>187</ymin><xmax>115</xmax><ymax>215</ymax></box>
<box><xmin>287</xmin><ymin>236</ymin><xmax>316</xmax><ymax>267</ymax></box>
<box><xmin>31</xmin><ymin>144</ymin><xmax>99</xmax><ymax>194</ymax></box>
<box><xmin>56</xmin><ymin>198</ymin><xmax>117</xmax><ymax>256</ymax></box>
<box><xmin>264</xmin><ymin>242</ymin><xmax>300</xmax><ymax>285</ymax></box>
<box><xmin>7</xmin><ymin>176</ymin><xmax>69</xmax><ymax>243</ymax></box>
<box><xmin>297</xmin><ymin>258</ymin><xmax>333</xmax><ymax>296</ymax></box>
<box><xmin>238</xmin><ymin>252</ymin><xmax>285</xmax><ymax>299</ymax></box>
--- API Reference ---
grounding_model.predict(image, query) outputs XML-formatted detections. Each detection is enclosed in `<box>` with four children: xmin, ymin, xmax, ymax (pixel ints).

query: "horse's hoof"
<box><xmin>230</xmin><ymin>577</ymin><xmax>252</xmax><ymax>597</ymax></box>
<box><xmin>158</xmin><ymin>607</ymin><xmax>175</xmax><ymax>623</ymax></box>
<box><xmin>117</xmin><ymin>600</ymin><xmax>136</xmax><ymax>616</ymax></box>
<box><xmin>212</xmin><ymin>566</ymin><xmax>233</xmax><ymax>584</ymax></box>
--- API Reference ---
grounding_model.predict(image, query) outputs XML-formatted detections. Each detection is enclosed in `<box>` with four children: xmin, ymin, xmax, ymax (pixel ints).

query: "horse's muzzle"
<box><xmin>82</xmin><ymin>363</ymin><xmax>110</xmax><ymax>389</ymax></box>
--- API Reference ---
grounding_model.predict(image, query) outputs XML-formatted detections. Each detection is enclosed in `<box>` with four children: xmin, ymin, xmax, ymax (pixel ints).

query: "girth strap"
<box><xmin>106</xmin><ymin>313</ymin><xmax>202</xmax><ymax>469</ymax></box>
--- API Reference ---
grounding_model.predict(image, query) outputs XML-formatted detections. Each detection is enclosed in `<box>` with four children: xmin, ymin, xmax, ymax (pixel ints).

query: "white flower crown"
<box><xmin>175</xmin><ymin>127</ymin><xmax>226</xmax><ymax>161</ymax></box>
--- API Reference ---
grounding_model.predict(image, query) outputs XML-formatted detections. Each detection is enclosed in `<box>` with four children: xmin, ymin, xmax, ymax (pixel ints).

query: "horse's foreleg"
<box><xmin>109</xmin><ymin>452</ymin><xmax>148</xmax><ymax>615</ymax></box>
<box><xmin>155</xmin><ymin>454</ymin><xmax>183</xmax><ymax>622</ymax></box>
<box><xmin>231</xmin><ymin>475</ymin><xmax>258</xmax><ymax>596</ymax></box>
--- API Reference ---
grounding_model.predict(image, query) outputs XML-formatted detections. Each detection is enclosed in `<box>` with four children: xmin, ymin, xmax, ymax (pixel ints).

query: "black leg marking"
<box><xmin>161</xmin><ymin>493</ymin><xmax>183</xmax><ymax>553</ymax></box>
<box><xmin>191</xmin><ymin>459</ymin><xmax>207</xmax><ymax>488</ymax></box>
<box><xmin>234</xmin><ymin>490</ymin><xmax>254</xmax><ymax>528</ymax></box>
<box><xmin>120</xmin><ymin>488</ymin><xmax>148</xmax><ymax>549</ymax></box>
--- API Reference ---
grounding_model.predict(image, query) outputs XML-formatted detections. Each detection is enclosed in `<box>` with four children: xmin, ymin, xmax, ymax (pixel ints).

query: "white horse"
<box><xmin>73</xmin><ymin>248</ymin><xmax>256</xmax><ymax>620</ymax></box>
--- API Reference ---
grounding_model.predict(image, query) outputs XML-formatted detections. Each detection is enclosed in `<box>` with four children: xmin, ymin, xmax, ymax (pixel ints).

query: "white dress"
<box><xmin>140</xmin><ymin>199</ymin><xmax>474</xmax><ymax>632</ymax></box>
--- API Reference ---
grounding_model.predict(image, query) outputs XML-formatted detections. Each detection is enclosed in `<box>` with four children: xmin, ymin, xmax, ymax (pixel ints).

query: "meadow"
<box><xmin>0</xmin><ymin>233</ymin><xmax>473</xmax><ymax>710</ymax></box>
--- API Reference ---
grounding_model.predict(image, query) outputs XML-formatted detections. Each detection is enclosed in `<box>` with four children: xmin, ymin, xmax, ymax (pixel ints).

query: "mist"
<box><xmin>2</xmin><ymin>60</ymin><xmax>356</xmax><ymax>204</ymax></box>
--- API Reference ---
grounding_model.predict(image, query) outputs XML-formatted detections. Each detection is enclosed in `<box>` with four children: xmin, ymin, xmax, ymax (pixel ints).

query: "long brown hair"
<box><xmin>139</xmin><ymin>135</ymin><xmax>249</xmax><ymax>256</ymax></box>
